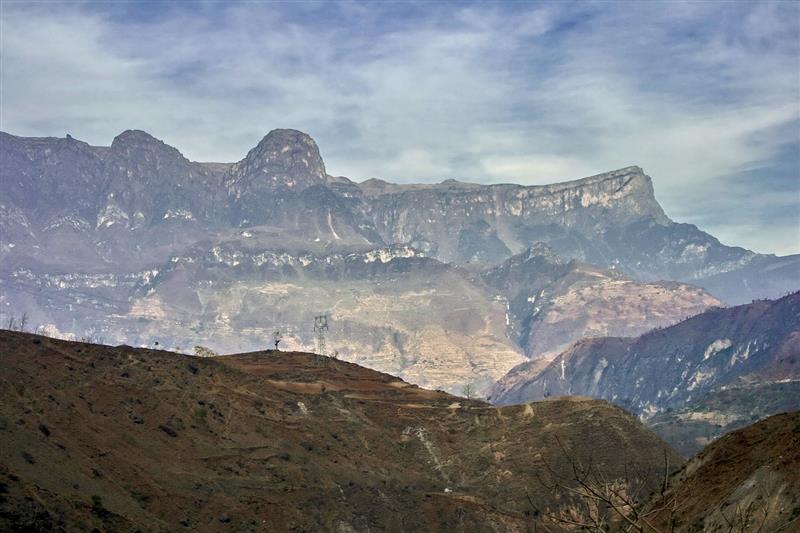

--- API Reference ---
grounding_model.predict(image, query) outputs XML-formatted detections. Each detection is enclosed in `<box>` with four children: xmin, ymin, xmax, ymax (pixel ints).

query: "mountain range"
<box><xmin>1</xmin><ymin>128</ymin><xmax>799</xmax><ymax>531</ymax></box>
<box><xmin>1</xmin><ymin>128</ymin><xmax>798</xmax><ymax>395</ymax></box>
<box><xmin>489</xmin><ymin>292</ymin><xmax>800</xmax><ymax>453</ymax></box>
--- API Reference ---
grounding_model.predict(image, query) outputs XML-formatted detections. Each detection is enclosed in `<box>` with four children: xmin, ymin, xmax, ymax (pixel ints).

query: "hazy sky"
<box><xmin>2</xmin><ymin>1</ymin><xmax>798</xmax><ymax>255</ymax></box>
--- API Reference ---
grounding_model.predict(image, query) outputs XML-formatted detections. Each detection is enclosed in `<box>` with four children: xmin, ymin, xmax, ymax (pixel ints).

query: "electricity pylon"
<box><xmin>313</xmin><ymin>315</ymin><xmax>328</xmax><ymax>363</ymax></box>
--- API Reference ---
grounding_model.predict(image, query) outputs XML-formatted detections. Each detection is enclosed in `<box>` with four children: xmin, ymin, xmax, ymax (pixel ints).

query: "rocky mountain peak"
<box><xmin>111</xmin><ymin>129</ymin><xmax>156</xmax><ymax>144</ymax></box>
<box><xmin>110</xmin><ymin>130</ymin><xmax>186</xmax><ymax>161</ymax></box>
<box><xmin>547</xmin><ymin>165</ymin><xmax>668</xmax><ymax>224</ymax></box>
<box><xmin>231</xmin><ymin>128</ymin><xmax>327</xmax><ymax>190</ymax></box>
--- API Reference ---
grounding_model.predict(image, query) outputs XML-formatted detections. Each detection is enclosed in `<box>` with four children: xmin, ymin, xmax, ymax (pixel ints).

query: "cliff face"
<box><xmin>0</xmin><ymin>133</ymin><xmax>107</xmax><ymax>222</ymax></box>
<box><xmin>361</xmin><ymin>166</ymin><xmax>670</xmax><ymax>263</ymax></box>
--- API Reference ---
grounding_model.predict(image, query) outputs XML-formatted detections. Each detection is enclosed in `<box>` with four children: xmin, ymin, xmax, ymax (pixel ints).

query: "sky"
<box><xmin>1</xmin><ymin>0</ymin><xmax>798</xmax><ymax>255</ymax></box>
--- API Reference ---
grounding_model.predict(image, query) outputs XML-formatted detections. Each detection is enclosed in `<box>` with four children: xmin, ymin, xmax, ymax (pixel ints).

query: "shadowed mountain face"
<box><xmin>0</xmin><ymin>128</ymin><xmax>797</xmax><ymax>393</ymax></box>
<box><xmin>0</xmin><ymin>330</ymin><xmax>681</xmax><ymax>532</ymax></box>
<box><xmin>648</xmin><ymin>380</ymin><xmax>800</xmax><ymax>457</ymax></box>
<box><xmin>489</xmin><ymin>292</ymin><xmax>800</xmax><ymax>453</ymax></box>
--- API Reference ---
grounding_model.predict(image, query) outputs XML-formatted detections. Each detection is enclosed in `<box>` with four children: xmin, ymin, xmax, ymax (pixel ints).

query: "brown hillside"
<box><xmin>0</xmin><ymin>330</ymin><xmax>680</xmax><ymax>532</ymax></box>
<box><xmin>646</xmin><ymin>412</ymin><xmax>800</xmax><ymax>532</ymax></box>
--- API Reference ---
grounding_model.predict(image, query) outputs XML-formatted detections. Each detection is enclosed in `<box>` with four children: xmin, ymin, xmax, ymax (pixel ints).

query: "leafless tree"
<box><xmin>462</xmin><ymin>383</ymin><xmax>475</xmax><ymax>400</ymax></box>
<box><xmin>529</xmin><ymin>437</ymin><xmax>684</xmax><ymax>532</ymax></box>
<box><xmin>19</xmin><ymin>312</ymin><xmax>28</xmax><ymax>332</ymax></box>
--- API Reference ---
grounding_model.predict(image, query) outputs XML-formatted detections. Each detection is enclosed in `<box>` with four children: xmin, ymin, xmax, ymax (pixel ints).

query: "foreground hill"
<box><xmin>0</xmin><ymin>330</ymin><xmax>680</xmax><ymax>531</ymax></box>
<box><xmin>646</xmin><ymin>412</ymin><xmax>800</xmax><ymax>532</ymax></box>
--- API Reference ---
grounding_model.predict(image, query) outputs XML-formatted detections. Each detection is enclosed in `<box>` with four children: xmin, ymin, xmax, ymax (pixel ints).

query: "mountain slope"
<box><xmin>481</xmin><ymin>243</ymin><xmax>722</xmax><ymax>360</ymax></box>
<box><xmin>648</xmin><ymin>380</ymin><xmax>800</xmax><ymax>456</ymax></box>
<box><xmin>489</xmin><ymin>292</ymin><xmax>800</xmax><ymax>418</ymax></box>
<box><xmin>645</xmin><ymin>412</ymin><xmax>800</xmax><ymax>532</ymax></box>
<box><xmin>0</xmin><ymin>330</ymin><xmax>681</xmax><ymax>532</ymax></box>
<box><xmin>1</xmin><ymin>246</ymin><xmax>526</xmax><ymax>395</ymax></box>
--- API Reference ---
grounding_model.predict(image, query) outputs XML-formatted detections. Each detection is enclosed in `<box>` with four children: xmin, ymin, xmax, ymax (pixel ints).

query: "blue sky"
<box><xmin>2</xmin><ymin>0</ymin><xmax>798</xmax><ymax>255</ymax></box>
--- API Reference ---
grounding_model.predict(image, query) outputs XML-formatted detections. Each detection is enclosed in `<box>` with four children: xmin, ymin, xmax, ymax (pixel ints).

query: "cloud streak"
<box><xmin>1</xmin><ymin>0</ymin><xmax>798</xmax><ymax>254</ymax></box>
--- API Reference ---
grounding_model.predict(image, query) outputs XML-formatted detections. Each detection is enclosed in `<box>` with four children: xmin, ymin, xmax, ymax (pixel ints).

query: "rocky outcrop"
<box><xmin>223</xmin><ymin>129</ymin><xmax>331</xmax><ymax>226</ymax></box>
<box><xmin>226</xmin><ymin>129</ymin><xmax>327</xmax><ymax>191</ymax></box>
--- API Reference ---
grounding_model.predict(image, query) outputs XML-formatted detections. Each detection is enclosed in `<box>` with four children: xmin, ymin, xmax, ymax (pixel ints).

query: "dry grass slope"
<box><xmin>0</xmin><ymin>330</ymin><xmax>680</xmax><ymax>532</ymax></box>
<box><xmin>646</xmin><ymin>412</ymin><xmax>800</xmax><ymax>532</ymax></box>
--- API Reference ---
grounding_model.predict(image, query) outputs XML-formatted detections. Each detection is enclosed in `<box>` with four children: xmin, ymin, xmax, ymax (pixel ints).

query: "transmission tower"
<box><xmin>313</xmin><ymin>315</ymin><xmax>328</xmax><ymax>359</ymax></box>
